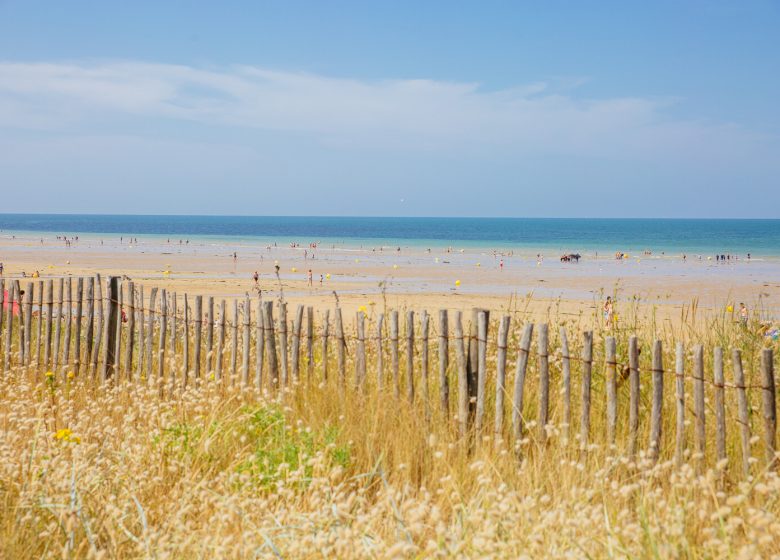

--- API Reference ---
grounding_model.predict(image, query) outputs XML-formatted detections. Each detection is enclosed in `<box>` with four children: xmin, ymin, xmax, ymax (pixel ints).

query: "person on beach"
<box><xmin>604</xmin><ymin>296</ymin><xmax>614</xmax><ymax>328</ymax></box>
<box><xmin>0</xmin><ymin>262</ymin><xmax>3</xmax><ymax>275</ymax></box>
<box><xmin>739</xmin><ymin>303</ymin><xmax>748</xmax><ymax>326</ymax></box>
<box><xmin>253</xmin><ymin>271</ymin><xmax>259</xmax><ymax>284</ymax></box>
<box><xmin>308</xmin><ymin>269</ymin><xmax>313</xmax><ymax>287</ymax></box>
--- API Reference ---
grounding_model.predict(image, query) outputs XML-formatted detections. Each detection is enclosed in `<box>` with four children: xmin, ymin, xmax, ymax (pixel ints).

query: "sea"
<box><xmin>1</xmin><ymin>214</ymin><xmax>778</xmax><ymax>257</ymax></box>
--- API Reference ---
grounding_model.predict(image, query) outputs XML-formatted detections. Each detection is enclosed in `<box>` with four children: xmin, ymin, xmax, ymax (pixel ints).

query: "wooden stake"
<box><xmin>714</xmin><ymin>346</ymin><xmax>727</xmax><ymax>465</ymax></box>
<box><xmin>693</xmin><ymin>344</ymin><xmax>706</xmax><ymax>460</ymax></box>
<box><xmin>732</xmin><ymin>349</ymin><xmax>751</xmax><ymax>478</ymax></box>
<box><xmin>242</xmin><ymin>296</ymin><xmax>250</xmax><ymax>386</ymax></box>
<box><xmin>674</xmin><ymin>342</ymin><xmax>685</xmax><ymax>467</ymax></box>
<box><xmin>438</xmin><ymin>309</ymin><xmax>449</xmax><ymax>416</ymax></box>
<box><xmin>72</xmin><ymin>279</ymin><xmax>83</xmax><ymax>374</ymax></box>
<box><xmin>538</xmin><ymin>323</ymin><xmax>550</xmax><ymax>444</ymax></box>
<box><xmin>102</xmin><ymin>277</ymin><xmax>119</xmax><ymax>381</ymax></box>
<box><xmin>44</xmin><ymin>279</ymin><xmax>54</xmax><ymax>368</ymax></box>
<box><xmin>512</xmin><ymin>323</ymin><xmax>534</xmax><ymax>448</ymax></box>
<box><xmin>158</xmin><ymin>290</ymin><xmax>167</xmax><ymax>388</ymax></box>
<box><xmin>278</xmin><ymin>302</ymin><xmax>288</xmax><ymax>385</ymax></box>
<box><xmin>291</xmin><ymin>304</ymin><xmax>303</xmax><ymax>383</ymax></box>
<box><xmin>580</xmin><ymin>331</ymin><xmax>593</xmax><ymax>457</ymax></box>
<box><xmin>193</xmin><ymin>295</ymin><xmax>202</xmax><ymax>382</ymax></box>
<box><xmin>560</xmin><ymin>327</ymin><xmax>571</xmax><ymax>441</ymax></box>
<box><xmin>53</xmin><ymin>278</ymin><xmax>63</xmax><ymax>369</ymax></box>
<box><xmin>3</xmin><ymin>281</ymin><xmax>14</xmax><ymax>373</ymax></box>
<box><xmin>356</xmin><ymin>310</ymin><xmax>366</xmax><ymax>388</ymax></box>
<box><xmin>321</xmin><ymin>309</ymin><xmax>329</xmax><ymax>383</ymax></box>
<box><xmin>649</xmin><ymin>339</ymin><xmax>663</xmax><ymax>462</ymax></box>
<box><xmin>84</xmin><ymin>277</ymin><xmax>94</xmax><ymax>368</ymax></box>
<box><xmin>124</xmin><ymin>282</ymin><xmax>135</xmax><ymax>380</ymax></box>
<box><xmin>137</xmin><ymin>285</ymin><xmax>144</xmax><ymax>379</ymax></box>
<box><xmin>390</xmin><ymin>310</ymin><xmax>400</xmax><ymax>398</ymax></box>
<box><xmin>475</xmin><ymin>310</ymin><xmax>487</xmax><ymax>433</ymax></box>
<box><xmin>145</xmin><ymin>287</ymin><xmax>158</xmax><ymax>381</ymax></box>
<box><xmin>761</xmin><ymin>348</ymin><xmax>776</xmax><ymax>469</ymax></box>
<box><xmin>605</xmin><ymin>336</ymin><xmax>617</xmax><ymax>447</ymax></box>
<box><xmin>421</xmin><ymin>310</ymin><xmax>430</xmax><ymax>419</ymax></box>
<box><xmin>628</xmin><ymin>336</ymin><xmax>640</xmax><ymax>459</ymax></box>
<box><xmin>306</xmin><ymin>306</ymin><xmax>314</xmax><ymax>383</ymax></box>
<box><xmin>206</xmin><ymin>296</ymin><xmax>214</xmax><ymax>376</ymax></box>
<box><xmin>262</xmin><ymin>301</ymin><xmax>279</xmax><ymax>388</ymax></box>
<box><xmin>35</xmin><ymin>280</ymin><xmax>44</xmax><ymax>366</ymax></box>
<box><xmin>494</xmin><ymin>315</ymin><xmax>510</xmax><ymax>442</ymax></box>
<box><xmin>454</xmin><ymin>311</ymin><xmax>468</xmax><ymax>438</ymax></box>
<box><xmin>255</xmin><ymin>297</ymin><xmax>264</xmax><ymax>390</ymax></box>
<box><xmin>216</xmin><ymin>299</ymin><xmax>225</xmax><ymax>382</ymax></box>
<box><xmin>231</xmin><ymin>299</ymin><xmax>239</xmax><ymax>383</ymax></box>
<box><xmin>375</xmin><ymin>312</ymin><xmax>384</xmax><ymax>389</ymax></box>
<box><xmin>61</xmin><ymin>278</ymin><xmax>72</xmax><ymax>375</ymax></box>
<box><xmin>183</xmin><ymin>294</ymin><xmax>190</xmax><ymax>387</ymax></box>
<box><xmin>334</xmin><ymin>306</ymin><xmax>344</xmax><ymax>389</ymax></box>
<box><xmin>405</xmin><ymin>310</ymin><xmax>415</xmax><ymax>404</ymax></box>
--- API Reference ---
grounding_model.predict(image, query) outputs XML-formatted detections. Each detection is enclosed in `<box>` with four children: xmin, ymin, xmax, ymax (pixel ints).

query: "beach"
<box><xmin>2</xmin><ymin>230</ymin><xmax>778</xmax><ymax>328</ymax></box>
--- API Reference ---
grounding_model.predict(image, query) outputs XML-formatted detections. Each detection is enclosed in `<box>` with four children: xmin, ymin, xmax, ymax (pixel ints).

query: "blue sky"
<box><xmin>0</xmin><ymin>0</ymin><xmax>778</xmax><ymax>217</ymax></box>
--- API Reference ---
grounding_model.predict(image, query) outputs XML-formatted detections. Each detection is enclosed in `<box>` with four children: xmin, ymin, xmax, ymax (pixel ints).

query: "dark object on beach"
<box><xmin>560</xmin><ymin>253</ymin><xmax>581</xmax><ymax>263</ymax></box>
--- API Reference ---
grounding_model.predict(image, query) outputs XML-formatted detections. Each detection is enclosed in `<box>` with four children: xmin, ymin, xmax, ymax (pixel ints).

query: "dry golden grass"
<box><xmin>1</xmin><ymin>299</ymin><xmax>779</xmax><ymax>558</ymax></box>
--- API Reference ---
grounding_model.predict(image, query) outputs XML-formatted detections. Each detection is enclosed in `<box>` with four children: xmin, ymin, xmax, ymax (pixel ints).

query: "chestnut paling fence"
<box><xmin>0</xmin><ymin>275</ymin><xmax>777</xmax><ymax>478</ymax></box>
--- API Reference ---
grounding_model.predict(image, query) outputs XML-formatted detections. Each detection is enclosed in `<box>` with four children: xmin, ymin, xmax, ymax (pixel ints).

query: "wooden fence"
<box><xmin>0</xmin><ymin>275</ymin><xmax>776</xmax><ymax>477</ymax></box>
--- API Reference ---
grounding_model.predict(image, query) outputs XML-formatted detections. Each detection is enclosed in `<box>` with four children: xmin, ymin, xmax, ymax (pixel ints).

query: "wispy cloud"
<box><xmin>0</xmin><ymin>60</ymin><xmax>772</xmax><ymax>165</ymax></box>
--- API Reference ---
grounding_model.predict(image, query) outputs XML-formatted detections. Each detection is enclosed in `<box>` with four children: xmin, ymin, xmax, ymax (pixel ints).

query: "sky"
<box><xmin>0</xmin><ymin>0</ymin><xmax>778</xmax><ymax>218</ymax></box>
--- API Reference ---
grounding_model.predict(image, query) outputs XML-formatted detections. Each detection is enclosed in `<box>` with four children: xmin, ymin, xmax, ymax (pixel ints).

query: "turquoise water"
<box><xmin>1</xmin><ymin>214</ymin><xmax>778</xmax><ymax>256</ymax></box>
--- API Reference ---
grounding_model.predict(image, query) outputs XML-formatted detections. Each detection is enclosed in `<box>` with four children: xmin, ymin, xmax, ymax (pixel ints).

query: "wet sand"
<box><xmin>1</xmin><ymin>233</ymin><xmax>778</xmax><ymax>326</ymax></box>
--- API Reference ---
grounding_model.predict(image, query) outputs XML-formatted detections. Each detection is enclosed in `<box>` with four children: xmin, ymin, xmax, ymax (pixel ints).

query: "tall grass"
<box><xmin>1</xmin><ymin>298</ymin><xmax>779</xmax><ymax>558</ymax></box>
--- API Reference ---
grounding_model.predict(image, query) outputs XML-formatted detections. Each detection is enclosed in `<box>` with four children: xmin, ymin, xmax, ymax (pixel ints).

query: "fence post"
<box><xmin>732</xmin><ymin>349</ymin><xmax>751</xmax><ymax>478</ymax></box>
<box><xmin>649</xmin><ymin>339</ymin><xmax>663</xmax><ymax>462</ymax></box>
<box><xmin>406</xmin><ymin>310</ymin><xmax>415</xmax><ymax>404</ymax></box>
<box><xmin>146</xmin><ymin>287</ymin><xmax>158</xmax><ymax>381</ymax></box>
<box><xmin>72</xmin><ymin>279</ymin><xmax>83</xmax><ymax>375</ymax></box>
<box><xmin>158</xmin><ymin>290</ymin><xmax>167</xmax><ymax>390</ymax></box>
<box><xmin>475</xmin><ymin>310</ymin><xmax>488</xmax><ymax>434</ymax></box>
<box><xmin>291</xmin><ymin>304</ymin><xmax>303</xmax><ymax>383</ymax></box>
<box><xmin>216</xmin><ymin>299</ymin><xmax>225</xmax><ymax>382</ymax></box>
<box><xmin>242</xmin><ymin>296</ymin><xmax>251</xmax><ymax>387</ymax></box>
<box><xmin>512</xmin><ymin>323</ymin><xmax>534</xmax><ymax>451</ymax></box>
<box><xmin>454</xmin><ymin>311</ymin><xmax>468</xmax><ymax>438</ymax></box>
<box><xmin>321</xmin><ymin>309</ymin><xmax>329</xmax><ymax>383</ymax></box>
<box><xmin>761</xmin><ymin>348</ymin><xmax>776</xmax><ymax>469</ymax></box>
<box><xmin>495</xmin><ymin>315</ymin><xmax>510</xmax><ymax>442</ymax></box>
<box><xmin>390</xmin><ymin>310</ymin><xmax>399</xmax><ymax>398</ymax></box>
<box><xmin>183</xmin><ymin>294</ymin><xmax>190</xmax><ymax>387</ymax></box>
<box><xmin>53</xmin><ymin>278</ymin><xmax>63</xmax><ymax>369</ymax></box>
<box><xmin>421</xmin><ymin>310</ymin><xmax>430</xmax><ymax>419</ymax></box>
<box><xmin>124</xmin><ymin>282</ymin><xmax>135</xmax><ymax>379</ymax></box>
<box><xmin>61</xmin><ymin>278</ymin><xmax>72</xmax><ymax>376</ymax></box>
<box><xmin>3</xmin><ymin>282</ymin><xmax>14</xmax><ymax>373</ymax></box>
<box><xmin>0</xmin><ymin>279</ymin><xmax>4</xmax><ymax>365</ymax></box>
<box><xmin>675</xmin><ymin>342</ymin><xmax>685</xmax><ymax>467</ymax></box>
<box><xmin>193</xmin><ymin>295</ymin><xmax>202</xmax><ymax>383</ymax></box>
<box><xmin>44</xmin><ymin>279</ymin><xmax>54</xmax><ymax>368</ymax></box>
<box><xmin>306</xmin><ymin>306</ymin><xmax>314</xmax><ymax>383</ymax></box>
<box><xmin>580</xmin><ymin>331</ymin><xmax>593</xmax><ymax>458</ymax></box>
<box><xmin>206</xmin><ymin>296</ymin><xmax>214</xmax><ymax>376</ymax></box>
<box><xmin>255</xmin><ymin>297</ymin><xmax>264</xmax><ymax>390</ymax></box>
<box><xmin>22</xmin><ymin>281</ymin><xmax>33</xmax><ymax>367</ymax></box>
<box><xmin>263</xmin><ymin>301</ymin><xmax>278</xmax><ymax>388</ymax></box>
<box><xmin>231</xmin><ymin>299</ymin><xmax>239</xmax><ymax>383</ymax></box>
<box><xmin>628</xmin><ymin>336</ymin><xmax>640</xmax><ymax>459</ymax></box>
<box><xmin>376</xmin><ymin>312</ymin><xmax>385</xmax><ymax>390</ymax></box>
<box><xmin>605</xmin><ymin>336</ymin><xmax>617</xmax><ymax>447</ymax></box>
<box><xmin>538</xmin><ymin>323</ymin><xmax>550</xmax><ymax>444</ymax></box>
<box><xmin>137</xmin><ymin>286</ymin><xmax>144</xmax><ymax>379</ymax></box>
<box><xmin>84</xmin><ymin>277</ymin><xmax>93</xmax><ymax>369</ymax></box>
<box><xmin>278</xmin><ymin>302</ymin><xmax>288</xmax><ymax>386</ymax></box>
<box><xmin>438</xmin><ymin>309</ymin><xmax>449</xmax><ymax>416</ymax></box>
<box><xmin>356</xmin><ymin>310</ymin><xmax>366</xmax><ymax>389</ymax></box>
<box><xmin>334</xmin><ymin>307</ymin><xmax>345</xmax><ymax>390</ymax></box>
<box><xmin>693</xmin><ymin>344</ymin><xmax>706</xmax><ymax>464</ymax></box>
<box><xmin>560</xmin><ymin>327</ymin><xmax>571</xmax><ymax>442</ymax></box>
<box><xmin>714</xmin><ymin>347</ymin><xmax>727</xmax><ymax>465</ymax></box>
<box><xmin>36</xmin><ymin>279</ymin><xmax>44</xmax><ymax>367</ymax></box>
<box><xmin>102</xmin><ymin>276</ymin><xmax>119</xmax><ymax>381</ymax></box>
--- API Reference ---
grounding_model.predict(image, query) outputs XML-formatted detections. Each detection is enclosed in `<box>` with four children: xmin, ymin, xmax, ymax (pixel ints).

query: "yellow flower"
<box><xmin>67</xmin><ymin>371</ymin><xmax>75</xmax><ymax>380</ymax></box>
<box><xmin>455</xmin><ymin>280</ymin><xmax>461</xmax><ymax>287</ymax></box>
<box><xmin>357</xmin><ymin>305</ymin><xmax>368</xmax><ymax>314</ymax></box>
<box><xmin>54</xmin><ymin>428</ymin><xmax>81</xmax><ymax>444</ymax></box>
<box><xmin>209</xmin><ymin>373</ymin><xmax>215</xmax><ymax>381</ymax></box>
<box><xmin>45</xmin><ymin>371</ymin><xmax>54</xmax><ymax>378</ymax></box>
<box><xmin>726</xmin><ymin>305</ymin><xmax>733</xmax><ymax>313</ymax></box>
<box><xmin>54</xmin><ymin>428</ymin><xmax>72</xmax><ymax>440</ymax></box>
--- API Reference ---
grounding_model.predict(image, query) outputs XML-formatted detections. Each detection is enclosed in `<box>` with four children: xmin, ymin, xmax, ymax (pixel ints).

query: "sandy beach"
<box><xmin>1</xmin><ymin>232</ymin><xmax>778</xmax><ymax>327</ymax></box>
